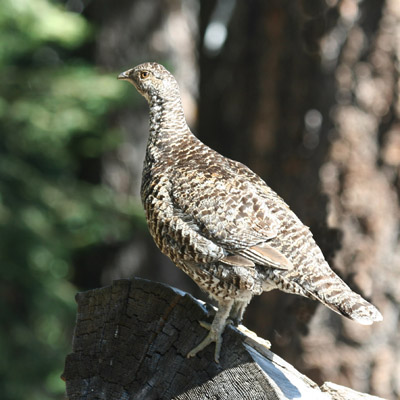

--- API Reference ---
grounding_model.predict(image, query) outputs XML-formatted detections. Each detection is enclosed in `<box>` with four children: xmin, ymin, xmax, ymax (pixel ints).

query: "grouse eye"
<box><xmin>140</xmin><ymin>71</ymin><xmax>150</xmax><ymax>79</ymax></box>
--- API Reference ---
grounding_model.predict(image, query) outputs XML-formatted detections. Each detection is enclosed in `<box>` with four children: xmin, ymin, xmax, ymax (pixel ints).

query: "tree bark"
<box><xmin>63</xmin><ymin>278</ymin><xmax>386</xmax><ymax>400</ymax></box>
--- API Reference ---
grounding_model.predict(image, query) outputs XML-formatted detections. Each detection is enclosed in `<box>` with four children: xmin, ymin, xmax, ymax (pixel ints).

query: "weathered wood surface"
<box><xmin>63</xmin><ymin>278</ymin><xmax>385</xmax><ymax>399</ymax></box>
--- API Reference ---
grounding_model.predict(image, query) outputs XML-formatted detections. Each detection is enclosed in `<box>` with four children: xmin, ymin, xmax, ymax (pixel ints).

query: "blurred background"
<box><xmin>1</xmin><ymin>0</ymin><xmax>399</xmax><ymax>398</ymax></box>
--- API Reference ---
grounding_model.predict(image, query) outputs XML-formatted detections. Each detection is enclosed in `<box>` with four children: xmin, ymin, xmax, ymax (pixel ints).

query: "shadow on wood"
<box><xmin>62</xmin><ymin>278</ymin><xmax>385</xmax><ymax>400</ymax></box>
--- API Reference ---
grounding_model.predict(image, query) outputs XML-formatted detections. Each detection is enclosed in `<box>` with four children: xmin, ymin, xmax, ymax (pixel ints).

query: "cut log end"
<box><xmin>63</xmin><ymin>278</ymin><xmax>386</xmax><ymax>400</ymax></box>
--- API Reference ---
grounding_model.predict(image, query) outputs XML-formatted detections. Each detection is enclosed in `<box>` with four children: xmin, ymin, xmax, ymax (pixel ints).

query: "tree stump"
<box><xmin>62</xmin><ymin>278</ymin><xmax>385</xmax><ymax>399</ymax></box>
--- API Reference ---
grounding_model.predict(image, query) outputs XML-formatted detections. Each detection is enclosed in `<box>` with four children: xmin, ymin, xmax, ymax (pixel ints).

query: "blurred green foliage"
<box><xmin>0</xmin><ymin>0</ymin><xmax>143</xmax><ymax>398</ymax></box>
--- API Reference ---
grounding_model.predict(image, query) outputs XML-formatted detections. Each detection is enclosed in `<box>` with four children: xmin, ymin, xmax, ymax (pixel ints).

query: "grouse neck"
<box><xmin>148</xmin><ymin>94</ymin><xmax>191</xmax><ymax>146</ymax></box>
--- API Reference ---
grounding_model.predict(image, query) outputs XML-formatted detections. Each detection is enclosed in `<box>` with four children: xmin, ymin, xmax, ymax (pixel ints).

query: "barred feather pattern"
<box><xmin>118</xmin><ymin>62</ymin><xmax>382</xmax><ymax>359</ymax></box>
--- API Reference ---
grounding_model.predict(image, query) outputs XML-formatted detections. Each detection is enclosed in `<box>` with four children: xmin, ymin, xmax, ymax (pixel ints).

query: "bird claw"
<box><xmin>198</xmin><ymin>320</ymin><xmax>211</xmax><ymax>330</ymax></box>
<box><xmin>187</xmin><ymin>327</ymin><xmax>222</xmax><ymax>363</ymax></box>
<box><xmin>187</xmin><ymin>319</ymin><xmax>233</xmax><ymax>363</ymax></box>
<box><xmin>198</xmin><ymin>318</ymin><xmax>233</xmax><ymax>331</ymax></box>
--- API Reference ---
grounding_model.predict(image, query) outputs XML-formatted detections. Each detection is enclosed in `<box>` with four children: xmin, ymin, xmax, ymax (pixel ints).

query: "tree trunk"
<box><xmin>63</xmin><ymin>278</ymin><xmax>385</xmax><ymax>400</ymax></box>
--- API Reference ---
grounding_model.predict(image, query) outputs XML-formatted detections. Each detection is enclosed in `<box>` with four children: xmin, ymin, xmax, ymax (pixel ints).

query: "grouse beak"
<box><xmin>117</xmin><ymin>69</ymin><xmax>131</xmax><ymax>81</ymax></box>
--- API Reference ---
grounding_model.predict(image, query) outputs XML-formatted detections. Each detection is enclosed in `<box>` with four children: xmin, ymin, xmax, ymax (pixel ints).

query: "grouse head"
<box><xmin>118</xmin><ymin>62</ymin><xmax>179</xmax><ymax>103</ymax></box>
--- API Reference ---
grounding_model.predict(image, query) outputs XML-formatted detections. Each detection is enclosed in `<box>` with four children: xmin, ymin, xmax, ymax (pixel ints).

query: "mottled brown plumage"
<box><xmin>118</xmin><ymin>62</ymin><xmax>382</xmax><ymax>362</ymax></box>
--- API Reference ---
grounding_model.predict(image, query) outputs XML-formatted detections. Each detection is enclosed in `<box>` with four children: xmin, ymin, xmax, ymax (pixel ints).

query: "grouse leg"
<box><xmin>230</xmin><ymin>298</ymin><xmax>252</xmax><ymax>325</ymax></box>
<box><xmin>187</xmin><ymin>298</ymin><xmax>234</xmax><ymax>363</ymax></box>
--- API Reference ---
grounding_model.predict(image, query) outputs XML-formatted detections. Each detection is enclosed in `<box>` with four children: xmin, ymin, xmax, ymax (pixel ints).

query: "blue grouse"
<box><xmin>118</xmin><ymin>62</ymin><xmax>382</xmax><ymax>363</ymax></box>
